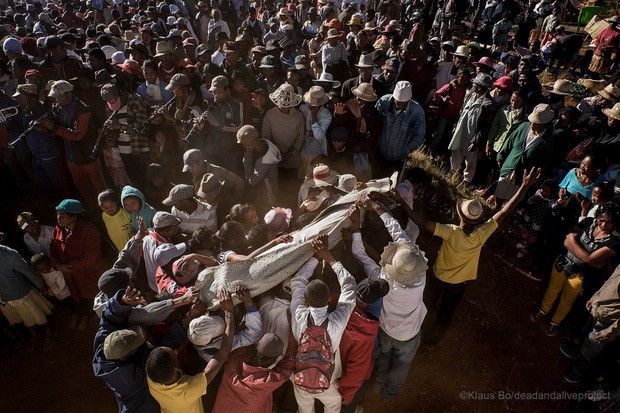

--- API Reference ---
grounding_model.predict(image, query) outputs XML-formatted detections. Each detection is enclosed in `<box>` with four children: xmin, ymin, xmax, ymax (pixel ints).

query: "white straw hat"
<box><xmin>380</xmin><ymin>241</ymin><xmax>428</xmax><ymax>285</ymax></box>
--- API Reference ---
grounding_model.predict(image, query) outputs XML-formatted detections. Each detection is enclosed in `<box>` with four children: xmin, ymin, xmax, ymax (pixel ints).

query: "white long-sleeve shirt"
<box><xmin>351</xmin><ymin>212</ymin><xmax>427</xmax><ymax>341</ymax></box>
<box><xmin>290</xmin><ymin>257</ymin><xmax>356</xmax><ymax>350</ymax></box>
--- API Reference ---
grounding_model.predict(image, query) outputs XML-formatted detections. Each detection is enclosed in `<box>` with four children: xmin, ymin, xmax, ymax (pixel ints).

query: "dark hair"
<box><xmin>189</xmin><ymin>226</ymin><xmax>217</xmax><ymax>252</ymax></box>
<box><xmin>286</xmin><ymin>67</ymin><xmax>299</xmax><ymax>76</ymax></box>
<box><xmin>98</xmin><ymin>189</ymin><xmax>119</xmax><ymax>206</ymax></box>
<box><xmin>511</xmin><ymin>88</ymin><xmax>529</xmax><ymax>101</ymax></box>
<box><xmin>218</xmin><ymin>221</ymin><xmax>246</xmax><ymax>246</ymax></box>
<box><xmin>247</xmin><ymin>224</ymin><xmax>272</xmax><ymax>251</ymax></box>
<box><xmin>557</xmin><ymin>106</ymin><xmax>580</xmax><ymax>124</ymax></box>
<box><xmin>31</xmin><ymin>253</ymin><xmax>50</xmax><ymax>270</ymax></box>
<box><xmin>88</xmin><ymin>48</ymin><xmax>106</xmax><ymax>61</ymax></box>
<box><xmin>143</xmin><ymin>59</ymin><xmax>158</xmax><ymax>72</ymax></box>
<box><xmin>583</xmin><ymin>153</ymin><xmax>605</xmax><ymax>173</ymax></box>
<box><xmin>226</xmin><ymin>204</ymin><xmax>256</xmax><ymax>223</ymax></box>
<box><xmin>596</xmin><ymin>202</ymin><xmax>620</xmax><ymax>225</ymax></box>
<box><xmin>146</xmin><ymin>347</ymin><xmax>177</xmax><ymax>384</ymax></box>
<box><xmin>593</xmin><ymin>181</ymin><xmax>616</xmax><ymax>201</ymax></box>
<box><xmin>541</xmin><ymin>178</ymin><xmax>559</xmax><ymax>194</ymax></box>
<box><xmin>304</xmin><ymin>279</ymin><xmax>330</xmax><ymax>307</ymax></box>
<box><xmin>294</xmin><ymin>212</ymin><xmax>318</xmax><ymax>230</ymax></box>
<box><xmin>405</xmin><ymin>167</ymin><xmax>430</xmax><ymax>185</ymax></box>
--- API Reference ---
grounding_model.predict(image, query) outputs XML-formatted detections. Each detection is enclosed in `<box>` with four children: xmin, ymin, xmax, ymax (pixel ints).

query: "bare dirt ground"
<box><xmin>0</xmin><ymin>220</ymin><xmax>582</xmax><ymax>413</ymax></box>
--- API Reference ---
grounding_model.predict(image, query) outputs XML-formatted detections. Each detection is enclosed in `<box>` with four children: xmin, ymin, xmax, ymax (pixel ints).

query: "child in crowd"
<box><xmin>30</xmin><ymin>253</ymin><xmax>71</xmax><ymax>302</ymax></box>
<box><xmin>98</xmin><ymin>189</ymin><xmax>133</xmax><ymax>252</ymax></box>
<box><xmin>515</xmin><ymin>179</ymin><xmax>558</xmax><ymax>258</ymax></box>
<box><xmin>143</xmin><ymin>163</ymin><xmax>174</xmax><ymax>211</ymax></box>
<box><xmin>579</xmin><ymin>180</ymin><xmax>616</xmax><ymax>222</ymax></box>
<box><xmin>121</xmin><ymin>185</ymin><xmax>158</xmax><ymax>231</ymax></box>
<box><xmin>146</xmin><ymin>289</ymin><xmax>234</xmax><ymax>413</ymax></box>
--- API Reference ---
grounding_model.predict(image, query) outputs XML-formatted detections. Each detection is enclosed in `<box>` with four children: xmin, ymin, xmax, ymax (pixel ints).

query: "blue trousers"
<box><xmin>373</xmin><ymin>328</ymin><xmax>421</xmax><ymax>401</ymax></box>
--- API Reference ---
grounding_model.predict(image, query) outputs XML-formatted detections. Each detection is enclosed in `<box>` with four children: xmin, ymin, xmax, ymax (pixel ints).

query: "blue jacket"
<box><xmin>121</xmin><ymin>185</ymin><xmax>157</xmax><ymax>232</ymax></box>
<box><xmin>0</xmin><ymin>246</ymin><xmax>44</xmax><ymax>302</ymax></box>
<box><xmin>92</xmin><ymin>291</ymin><xmax>160</xmax><ymax>413</ymax></box>
<box><xmin>23</xmin><ymin>105</ymin><xmax>63</xmax><ymax>160</ymax></box>
<box><xmin>375</xmin><ymin>96</ymin><xmax>426</xmax><ymax>161</ymax></box>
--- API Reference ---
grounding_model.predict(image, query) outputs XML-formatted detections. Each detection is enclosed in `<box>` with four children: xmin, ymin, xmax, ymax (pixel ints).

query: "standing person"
<box><xmin>42</xmin><ymin>80</ymin><xmax>106</xmax><ymax>210</ymax></box>
<box><xmin>291</xmin><ymin>235</ymin><xmax>356</xmax><ymax>413</ymax></box>
<box><xmin>237</xmin><ymin>125</ymin><xmax>282</xmax><ymax>214</ymax></box>
<box><xmin>375</xmin><ymin>81</ymin><xmax>426</xmax><ymax>176</ymax></box>
<box><xmin>261</xmin><ymin>83</ymin><xmax>305</xmax><ymax>186</ymax></box>
<box><xmin>589</xmin><ymin>16</ymin><xmax>620</xmax><ymax>75</ymax></box>
<box><xmin>50</xmin><ymin>199</ymin><xmax>106</xmax><ymax>331</ymax></box>
<box><xmin>396</xmin><ymin>168</ymin><xmax>541</xmax><ymax>346</ymax></box>
<box><xmin>16</xmin><ymin>212</ymin><xmax>54</xmax><ymax>258</ymax></box>
<box><xmin>0</xmin><ymin>245</ymin><xmax>54</xmax><ymax>351</ymax></box>
<box><xmin>447</xmin><ymin>73</ymin><xmax>494</xmax><ymax>184</ymax></box>
<box><xmin>299</xmin><ymin>86</ymin><xmax>333</xmax><ymax>178</ymax></box>
<box><xmin>348</xmin><ymin>199</ymin><xmax>427</xmax><ymax>403</ymax></box>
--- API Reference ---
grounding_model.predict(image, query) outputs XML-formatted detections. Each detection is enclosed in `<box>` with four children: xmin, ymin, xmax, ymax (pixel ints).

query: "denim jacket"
<box><xmin>375</xmin><ymin>96</ymin><xmax>426</xmax><ymax>161</ymax></box>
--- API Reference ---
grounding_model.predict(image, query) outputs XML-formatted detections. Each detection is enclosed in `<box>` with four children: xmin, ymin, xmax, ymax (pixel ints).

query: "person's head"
<box><xmin>510</xmin><ymin>88</ymin><xmax>527</xmax><ymax>110</ymax></box>
<box><xmin>579</xmin><ymin>154</ymin><xmax>604</xmax><ymax>181</ymax></box>
<box><xmin>252</xmin><ymin>333</ymin><xmax>285</xmax><ymax>367</ymax></box>
<box><xmin>17</xmin><ymin>212</ymin><xmax>41</xmax><ymax>238</ymax></box>
<box><xmin>209</xmin><ymin>75</ymin><xmax>230</xmax><ymax>103</ymax></box>
<box><xmin>55</xmin><ymin>199</ymin><xmax>85</xmax><ymax>228</ymax></box>
<box><xmin>190</xmin><ymin>226</ymin><xmax>217</xmax><ymax>252</ymax></box>
<box><xmin>591</xmin><ymin>181</ymin><xmax>615</xmax><ymax>205</ymax></box>
<box><xmin>146</xmin><ymin>346</ymin><xmax>179</xmax><ymax>385</ymax></box>
<box><xmin>218</xmin><ymin>221</ymin><xmax>248</xmax><ymax>250</ymax></box>
<box><xmin>286</xmin><ymin>68</ymin><xmax>300</xmax><ymax>89</ymax></box>
<box><xmin>247</xmin><ymin>223</ymin><xmax>274</xmax><ymax>251</ymax></box>
<box><xmin>455</xmin><ymin>68</ymin><xmax>471</xmax><ymax>87</ymax></box>
<box><xmin>122</xmin><ymin>195</ymin><xmax>142</xmax><ymax>213</ymax></box>
<box><xmin>355</xmin><ymin>277</ymin><xmax>389</xmax><ymax>310</ymax></box>
<box><xmin>13</xmin><ymin>83</ymin><xmax>40</xmax><ymax>110</ymax></box>
<box><xmin>528</xmin><ymin>103</ymin><xmax>554</xmax><ymax>133</ymax></box>
<box><xmin>392</xmin><ymin>81</ymin><xmax>412</xmax><ymax>110</ymax></box>
<box><xmin>31</xmin><ymin>253</ymin><xmax>52</xmax><ymax>274</ymax></box>
<box><xmin>45</xmin><ymin>36</ymin><xmax>67</xmax><ymax>61</ymax></box>
<box><xmin>594</xmin><ymin>202</ymin><xmax>620</xmax><ymax>234</ymax></box>
<box><xmin>182</xmin><ymin>149</ymin><xmax>206</xmax><ymax>176</ymax></box>
<box><xmin>143</xmin><ymin>59</ymin><xmax>158</xmax><ymax>84</ymax></box>
<box><xmin>227</xmin><ymin>204</ymin><xmax>258</xmax><ymax>230</ymax></box>
<box><xmin>88</xmin><ymin>48</ymin><xmax>107</xmax><ymax>71</ymax></box>
<box><xmin>405</xmin><ymin>167</ymin><xmax>431</xmax><ymax>191</ymax></box>
<box><xmin>304</xmin><ymin>279</ymin><xmax>330</xmax><ymax>307</ymax></box>
<box><xmin>540</xmin><ymin>178</ymin><xmax>559</xmax><ymax>199</ymax></box>
<box><xmin>556</xmin><ymin>106</ymin><xmax>580</xmax><ymax>131</ymax></box>
<box><xmin>48</xmin><ymin>80</ymin><xmax>74</xmax><ymax>106</ymax></box>
<box><xmin>381</xmin><ymin>58</ymin><xmax>399</xmax><ymax>82</ymax></box>
<box><xmin>98</xmin><ymin>189</ymin><xmax>120</xmax><ymax>217</ymax></box>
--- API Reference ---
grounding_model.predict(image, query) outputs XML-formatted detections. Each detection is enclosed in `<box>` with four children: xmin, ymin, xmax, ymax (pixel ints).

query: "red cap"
<box><xmin>493</xmin><ymin>76</ymin><xmax>514</xmax><ymax>92</ymax></box>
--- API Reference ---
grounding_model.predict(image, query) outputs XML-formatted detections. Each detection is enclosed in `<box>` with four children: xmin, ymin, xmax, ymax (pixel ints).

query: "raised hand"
<box><xmin>218</xmin><ymin>289</ymin><xmax>234</xmax><ymax>312</ymax></box>
<box><xmin>121</xmin><ymin>286</ymin><xmax>144</xmax><ymax>306</ymax></box>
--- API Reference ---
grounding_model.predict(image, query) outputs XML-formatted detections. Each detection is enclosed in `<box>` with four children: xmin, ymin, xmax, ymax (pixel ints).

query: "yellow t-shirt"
<box><xmin>432</xmin><ymin>219</ymin><xmax>498</xmax><ymax>284</ymax></box>
<box><xmin>101</xmin><ymin>208</ymin><xmax>132</xmax><ymax>251</ymax></box>
<box><xmin>147</xmin><ymin>373</ymin><xmax>207</xmax><ymax>413</ymax></box>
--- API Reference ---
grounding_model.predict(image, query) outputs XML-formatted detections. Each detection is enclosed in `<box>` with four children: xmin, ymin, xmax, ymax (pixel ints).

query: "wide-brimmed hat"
<box><xmin>300</xmin><ymin>190</ymin><xmax>331</xmax><ymax>211</ymax></box>
<box><xmin>347</xmin><ymin>15</ymin><xmax>362</xmax><ymax>26</ymax></box>
<box><xmin>269</xmin><ymin>83</ymin><xmax>302</xmax><ymax>107</ymax></box>
<box><xmin>264</xmin><ymin>207</ymin><xmax>293</xmax><ymax>235</ymax></box>
<box><xmin>598</xmin><ymin>84</ymin><xmax>620</xmax><ymax>102</ymax></box>
<box><xmin>355</xmin><ymin>53</ymin><xmax>374</xmax><ymax>68</ymax></box>
<box><xmin>303</xmin><ymin>85</ymin><xmax>329</xmax><ymax>106</ymax></box>
<box><xmin>197</xmin><ymin>173</ymin><xmax>225</xmax><ymax>202</ymax></box>
<box><xmin>111</xmin><ymin>51</ymin><xmax>126</xmax><ymax>65</ymax></box>
<box><xmin>154</xmin><ymin>40</ymin><xmax>173</xmax><ymax>57</ymax></box>
<box><xmin>363</xmin><ymin>22</ymin><xmax>377</xmax><ymax>31</ymax></box>
<box><xmin>122</xmin><ymin>30</ymin><xmax>136</xmax><ymax>42</ymax></box>
<box><xmin>313</xmin><ymin>164</ymin><xmax>338</xmax><ymax>186</ymax></box>
<box><xmin>326</xmin><ymin>28</ymin><xmax>343</xmax><ymax>39</ymax></box>
<box><xmin>453</xmin><ymin>45</ymin><xmax>469</xmax><ymax>58</ymax></box>
<box><xmin>527</xmin><ymin>103</ymin><xmax>554</xmax><ymax>124</ymax></box>
<box><xmin>603</xmin><ymin>102</ymin><xmax>620</xmax><ymax>121</ymax></box>
<box><xmin>352</xmin><ymin>82</ymin><xmax>377</xmax><ymax>101</ymax></box>
<box><xmin>473</xmin><ymin>56</ymin><xmax>494</xmax><ymax>69</ymax></box>
<box><xmin>379</xmin><ymin>241</ymin><xmax>428</xmax><ymax>286</ymax></box>
<box><xmin>313</xmin><ymin>72</ymin><xmax>341</xmax><ymax>88</ymax></box>
<box><xmin>277</xmin><ymin>7</ymin><xmax>291</xmax><ymax>16</ymax></box>
<box><xmin>456</xmin><ymin>198</ymin><xmax>484</xmax><ymax>223</ymax></box>
<box><xmin>544</xmin><ymin>79</ymin><xmax>571</xmax><ymax>96</ymax></box>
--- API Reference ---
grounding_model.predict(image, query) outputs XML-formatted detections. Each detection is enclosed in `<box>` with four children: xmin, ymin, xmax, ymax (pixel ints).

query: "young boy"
<box><xmin>121</xmin><ymin>185</ymin><xmax>158</xmax><ymax>232</ymax></box>
<box><xmin>31</xmin><ymin>253</ymin><xmax>71</xmax><ymax>302</ymax></box>
<box><xmin>290</xmin><ymin>234</ymin><xmax>356</xmax><ymax>413</ymax></box>
<box><xmin>146</xmin><ymin>290</ymin><xmax>235</xmax><ymax>413</ymax></box>
<box><xmin>99</xmin><ymin>189</ymin><xmax>133</xmax><ymax>252</ymax></box>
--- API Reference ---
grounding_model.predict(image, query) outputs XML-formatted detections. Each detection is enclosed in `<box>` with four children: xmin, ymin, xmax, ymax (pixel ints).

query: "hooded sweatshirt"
<box><xmin>92</xmin><ymin>291</ymin><xmax>160</xmax><ymax>413</ymax></box>
<box><xmin>121</xmin><ymin>185</ymin><xmax>157</xmax><ymax>232</ymax></box>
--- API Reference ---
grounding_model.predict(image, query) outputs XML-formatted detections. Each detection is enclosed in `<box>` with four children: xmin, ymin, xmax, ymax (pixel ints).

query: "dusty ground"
<box><xmin>0</xmin><ymin>220</ymin><xmax>584</xmax><ymax>413</ymax></box>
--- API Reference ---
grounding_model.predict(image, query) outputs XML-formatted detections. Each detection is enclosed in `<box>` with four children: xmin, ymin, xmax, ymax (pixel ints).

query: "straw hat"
<box><xmin>352</xmin><ymin>82</ymin><xmax>377</xmax><ymax>101</ymax></box>
<box><xmin>355</xmin><ymin>53</ymin><xmax>374</xmax><ymax>68</ymax></box>
<box><xmin>379</xmin><ymin>241</ymin><xmax>428</xmax><ymax>286</ymax></box>
<box><xmin>326</xmin><ymin>28</ymin><xmax>343</xmax><ymax>39</ymax></box>
<box><xmin>154</xmin><ymin>41</ymin><xmax>173</xmax><ymax>57</ymax></box>
<box><xmin>313</xmin><ymin>72</ymin><xmax>341</xmax><ymax>88</ymax></box>
<box><xmin>598</xmin><ymin>84</ymin><xmax>620</xmax><ymax>102</ymax></box>
<box><xmin>527</xmin><ymin>103</ymin><xmax>555</xmax><ymax>124</ymax></box>
<box><xmin>347</xmin><ymin>15</ymin><xmax>362</xmax><ymax>26</ymax></box>
<box><xmin>197</xmin><ymin>173</ymin><xmax>225</xmax><ymax>203</ymax></box>
<box><xmin>277</xmin><ymin>7</ymin><xmax>291</xmax><ymax>16</ymax></box>
<box><xmin>603</xmin><ymin>102</ymin><xmax>620</xmax><ymax>121</ymax></box>
<box><xmin>303</xmin><ymin>86</ymin><xmax>330</xmax><ymax>106</ymax></box>
<box><xmin>453</xmin><ymin>45</ymin><xmax>469</xmax><ymax>58</ymax></box>
<box><xmin>544</xmin><ymin>79</ymin><xmax>571</xmax><ymax>96</ymax></box>
<box><xmin>269</xmin><ymin>83</ymin><xmax>302</xmax><ymax>107</ymax></box>
<box><xmin>122</xmin><ymin>30</ymin><xmax>136</xmax><ymax>42</ymax></box>
<box><xmin>300</xmin><ymin>190</ymin><xmax>331</xmax><ymax>211</ymax></box>
<box><xmin>363</xmin><ymin>22</ymin><xmax>377</xmax><ymax>31</ymax></box>
<box><xmin>313</xmin><ymin>164</ymin><xmax>338</xmax><ymax>186</ymax></box>
<box><xmin>456</xmin><ymin>198</ymin><xmax>484</xmax><ymax>223</ymax></box>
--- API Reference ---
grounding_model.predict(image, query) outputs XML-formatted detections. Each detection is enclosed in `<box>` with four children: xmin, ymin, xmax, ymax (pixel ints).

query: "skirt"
<box><xmin>3</xmin><ymin>290</ymin><xmax>53</xmax><ymax>327</ymax></box>
<box><xmin>589</xmin><ymin>54</ymin><xmax>610</xmax><ymax>74</ymax></box>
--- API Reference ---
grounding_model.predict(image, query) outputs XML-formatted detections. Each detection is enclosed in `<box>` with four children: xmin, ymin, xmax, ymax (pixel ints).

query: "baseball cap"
<box><xmin>152</xmin><ymin>211</ymin><xmax>181</xmax><ymax>229</ymax></box>
<box><xmin>209</xmin><ymin>75</ymin><xmax>229</xmax><ymax>92</ymax></box>
<box><xmin>103</xmin><ymin>329</ymin><xmax>144</xmax><ymax>360</ymax></box>
<box><xmin>48</xmin><ymin>80</ymin><xmax>74</xmax><ymax>98</ymax></box>
<box><xmin>154</xmin><ymin>242</ymin><xmax>187</xmax><ymax>266</ymax></box>
<box><xmin>356</xmin><ymin>278</ymin><xmax>390</xmax><ymax>304</ymax></box>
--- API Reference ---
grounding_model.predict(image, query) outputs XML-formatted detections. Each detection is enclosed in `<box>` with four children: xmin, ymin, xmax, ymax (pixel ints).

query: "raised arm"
<box><xmin>389</xmin><ymin>190</ymin><xmax>437</xmax><ymax>234</ymax></box>
<box><xmin>204</xmin><ymin>289</ymin><xmax>234</xmax><ymax>383</ymax></box>
<box><xmin>347</xmin><ymin>205</ymin><xmax>382</xmax><ymax>279</ymax></box>
<box><xmin>492</xmin><ymin>167</ymin><xmax>541</xmax><ymax>226</ymax></box>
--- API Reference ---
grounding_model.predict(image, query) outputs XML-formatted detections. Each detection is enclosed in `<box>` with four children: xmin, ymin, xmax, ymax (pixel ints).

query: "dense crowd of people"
<box><xmin>1</xmin><ymin>0</ymin><xmax>620</xmax><ymax>411</ymax></box>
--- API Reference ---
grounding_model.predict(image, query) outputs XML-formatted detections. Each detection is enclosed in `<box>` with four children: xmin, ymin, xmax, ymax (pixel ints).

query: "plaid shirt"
<box><xmin>126</xmin><ymin>93</ymin><xmax>150</xmax><ymax>153</ymax></box>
